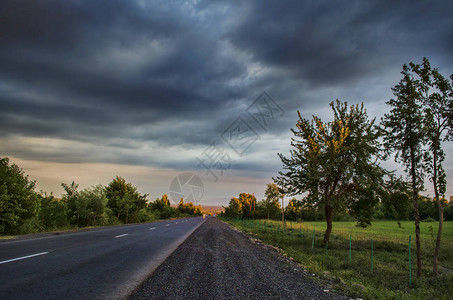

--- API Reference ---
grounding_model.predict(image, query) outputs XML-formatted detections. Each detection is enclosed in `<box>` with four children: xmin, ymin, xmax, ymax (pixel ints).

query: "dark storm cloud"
<box><xmin>1</xmin><ymin>0</ymin><xmax>452</xmax><ymax>173</ymax></box>
<box><xmin>0</xmin><ymin>0</ymin><xmax>247</xmax><ymax>145</ymax></box>
<box><xmin>227</xmin><ymin>0</ymin><xmax>453</xmax><ymax>87</ymax></box>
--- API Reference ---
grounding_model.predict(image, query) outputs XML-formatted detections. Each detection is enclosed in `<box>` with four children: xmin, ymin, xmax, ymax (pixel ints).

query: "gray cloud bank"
<box><xmin>1</xmin><ymin>0</ymin><xmax>452</xmax><ymax>188</ymax></box>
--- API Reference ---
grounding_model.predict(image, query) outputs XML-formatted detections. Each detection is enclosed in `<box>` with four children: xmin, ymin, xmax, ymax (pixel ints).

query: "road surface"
<box><xmin>0</xmin><ymin>217</ymin><xmax>206</xmax><ymax>299</ymax></box>
<box><xmin>130</xmin><ymin>218</ymin><xmax>347</xmax><ymax>299</ymax></box>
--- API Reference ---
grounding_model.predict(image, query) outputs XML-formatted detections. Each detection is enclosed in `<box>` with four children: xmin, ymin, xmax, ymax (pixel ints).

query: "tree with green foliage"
<box><xmin>61</xmin><ymin>181</ymin><xmax>85</xmax><ymax>226</ymax></box>
<box><xmin>285</xmin><ymin>198</ymin><xmax>302</xmax><ymax>221</ymax></box>
<box><xmin>178</xmin><ymin>198</ymin><xmax>203</xmax><ymax>216</ymax></box>
<box><xmin>0</xmin><ymin>157</ymin><xmax>40</xmax><ymax>234</ymax></box>
<box><xmin>149</xmin><ymin>194</ymin><xmax>175</xmax><ymax>219</ymax></box>
<box><xmin>381</xmin><ymin>175</ymin><xmax>411</xmax><ymax>222</ymax></box>
<box><xmin>224</xmin><ymin>197</ymin><xmax>242</xmax><ymax>218</ymax></box>
<box><xmin>150</xmin><ymin>194</ymin><xmax>171</xmax><ymax>211</ymax></box>
<box><xmin>238</xmin><ymin>193</ymin><xmax>257</xmax><ymax>218</ymax></box>
<box><xmin>105</xmin><ymin>176</ymin><xmax>128</xmax><ymax>220</ymax></box>
<box><xmin>79</xmin><ymin>185</ymin><xmax>109</xmax><ymax>226</ymax></box>
<box><xmin>224</xmin><ymin>193</ymin><xmax>256</xmax><ymax>218</ymax></box>
<box><xmin>262</xmin><ymin>183</ymin><xmax>282</xmax><ymax>219</ymax></box>
<box><xmin>105</xmin><ymin>176</ymin><xmax>147</xmax><ymax>223</ymax></box>
<box><xmin>409</xmin><ymin>57</ymin><xmax>453</xmax><ymax>276</ymax></box>
<box><xmin>382</xmin><ymin>63</ymin><xmax>428</xmax><ymax>278</ymax></box>
<box><xmin>38</xmin><ymin>192</ymin><xmax>69</xmax><ymax>229</ymax></box>
<box><xmin>299</xmin><ymin>200</ymin><xmax>323</xmax><ymax>221</ymax></box>
<box><xmin>255</xmin><ymin>199</ymin><xmax>281</xmax><ymax>219</ymax></box>
<box><xmin>417</xmin><ymin>196</ymin><xmax>438</xmax><ymax>221</ymax></box>
<box><xmin>444</xmin><ymin>200</ymin><xmax>453</xmax><ymax>221</ymax></box>
<box><xmin>275</xmin><ymin>100</ymin><xmax>386</xmax><ymax>244</ymax></box>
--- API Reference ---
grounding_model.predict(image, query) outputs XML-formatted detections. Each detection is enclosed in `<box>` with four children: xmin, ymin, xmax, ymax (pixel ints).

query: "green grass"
<box><xmin>225</xmin><ymin>218</ymin><xmax>453</xmax><ymax>299</ymax></box>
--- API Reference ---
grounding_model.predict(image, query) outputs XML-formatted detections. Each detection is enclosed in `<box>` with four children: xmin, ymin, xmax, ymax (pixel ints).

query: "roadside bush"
<box><xmin>178</xmin><ymin>199</ymin><xmax>203</xmax><ymax>216</ymax></box>
<box><xmin>0</xmin><ymin>157</ymin><xmax>41</xmax><ymax>234</ymax></box>
<box><xmin>39</xmin><ymin>193</ymin><xmax>70</xmax><ymax>230</ymax></box>
<box><xmin>105</xmin><ymin>176</ymin><xmax>148</xmax><ymax>224</ymax></box>
<box><xmin>137</xmin><ymin>208</ymin><xmax>159</xmax><ymax>222</ymax></box>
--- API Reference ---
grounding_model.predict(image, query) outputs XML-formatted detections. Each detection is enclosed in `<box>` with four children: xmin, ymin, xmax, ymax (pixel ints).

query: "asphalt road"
<box><xmin>0</xmin><ymin>216</ymin><xmax>207</xmax><ymax>299</ymax></box>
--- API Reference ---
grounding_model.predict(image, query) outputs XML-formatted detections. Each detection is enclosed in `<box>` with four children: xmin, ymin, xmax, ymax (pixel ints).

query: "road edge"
<box><xmin>0</xmin><ymin>217</ymin><xmax>196</xmax><ymax>244</ymax></box>
<box><xmin>108</xmin><ymin>216</ymin><xmax>211</xmax><ymax>299</ymax></box>
<box><xmin>221</xmin><ymin>218</ymin><xmax>352</xmax><ymax>299</ymax></box>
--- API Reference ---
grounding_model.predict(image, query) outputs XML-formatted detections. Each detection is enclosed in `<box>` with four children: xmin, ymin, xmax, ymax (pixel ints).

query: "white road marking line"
<box><xmin>149</xmin><ymin>227</ymin><xmax>156</xmax><ymax>230</ymax></box>
<box><xmin>175</xmin><ymin>222</ymin><xmax>179</xmax><ymax>224</ymax></box>
<box><xmin>166</xmin><ymin>224</ymin><xmax>170</xmax><ymax>227</ymax></box>
<box><xmin>0</xmin><ymin>252</ymin><xmax>49</xmax><ymax>265</ymax></box>
<box><xmin>115</xmin><ymin>234</ymin><xmax>129</xmax><ymax>238</ymax></box>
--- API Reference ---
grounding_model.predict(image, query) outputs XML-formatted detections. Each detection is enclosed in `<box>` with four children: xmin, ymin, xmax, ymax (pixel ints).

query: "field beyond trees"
<box><xmin>226</xmin><ymin>218</ymin><xmax>453</xmax><ymax>299</ymax></box>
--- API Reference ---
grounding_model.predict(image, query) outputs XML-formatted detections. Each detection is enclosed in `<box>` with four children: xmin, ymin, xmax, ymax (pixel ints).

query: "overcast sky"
<box><xmin>1</xmin><ymin>0</ymin><xmax>452</xmax><ymax>205</ymax></box>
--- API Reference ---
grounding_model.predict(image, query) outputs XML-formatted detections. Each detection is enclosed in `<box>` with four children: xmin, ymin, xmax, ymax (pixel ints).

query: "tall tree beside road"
<box><xmin>275</xmin><ymin>100</ymin><xmax>385</xmax><ymax>244</ymax></box>
<box><xmin>149</xmin><ymin>194</ymin><xmax>175</xmax><ymax>219</ymax></box>
<box><xmin>382</xmin><ymin>63</ymin><xmax>428</xmax><ymax>278</ymax></box>
<box><xmin>224</xmin><ymin>193</ymin><xmax>257</xmax><ymax>218</ymax></box>
<box><xmin>285</xmin><ymin>198</ymin><xmax>302</xmax><ymax>221</ymax></box>
<box><xmin>38</xmin><ymin>192</ymin><xmax>69</xmax><ymax>229</ymax></box>
<box><xmin>263</xmin><ymin>183</ymin><xmax>282</xmax><ymax>219</ymax></box>
<box><xmin>61</xmin><ymin>181</ymin><xmax>83</xmax><ymax>226</ymax></box>
<box><xmin>0</xmin><ymin>157</ymin><xmax>40</xmax><ymax>234</ymax></box>
<box><xmin>238</xmin><ymin>193</ymin><xmax>257</xmax><ymax>218</ymax></box>
<box><xmin>410</xmin><ymin>58</ymin><xmax>453</xmax><ymax>276</ymax></box>
<box><xmin>61</xmin><ymin>182</ymin><xmax>109</xmax><ymax>226</ymax></box>
<box><xmin>105</xmin><ymin>176</ymin><xmax>147</xmax><ymax>223</ymax></box>
<box><xmin>224</xmin><ymin>197</ymin><xmax>242</xmax><ymax>218</ymax></box>
<box><xmin>79</xmin><ymin>185</ymin><xmax>109</xmax><ymax>226</ymax></box>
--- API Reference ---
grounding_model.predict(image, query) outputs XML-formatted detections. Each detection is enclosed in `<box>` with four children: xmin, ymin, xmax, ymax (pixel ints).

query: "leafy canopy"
<box><xmin>275</xmin><ymin>100</ymin><xmax>386</xmax><ymax>230</ymax></box>
<box><xmin>0</xmin><ymin>157</ymin><xmax>40</xmax><ymax>234</ymax></box>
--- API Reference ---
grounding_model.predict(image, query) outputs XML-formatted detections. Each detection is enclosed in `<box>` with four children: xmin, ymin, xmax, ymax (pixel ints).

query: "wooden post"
<box><xmin>371</xmin><ymin>239</ymin><xmax>374</xmax><ymax>274</ymax></box>
<box><xmin>312</xmin><ymin>229</ymin><xmax>315</xmax><ymax>248</ymax></box>
<box><xmin>349</xmin><ymin>234</ymin><xmax>352</xmax><ymax>261</ymax></box>
<box><xmin>409</xmin><ymin>235</ymin><xmax>412</xmax><ymax>286</ymax></box>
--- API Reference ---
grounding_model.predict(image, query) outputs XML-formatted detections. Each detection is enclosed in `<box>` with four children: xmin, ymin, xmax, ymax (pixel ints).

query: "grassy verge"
<box><xmin>224</xmin><ymin>218</ymin><xmax>453</xmax><ymax>299</ymax></box>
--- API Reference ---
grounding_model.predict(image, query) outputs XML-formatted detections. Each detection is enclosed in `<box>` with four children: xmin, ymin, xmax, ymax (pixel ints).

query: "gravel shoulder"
<box><xmin>129</xmin><ymin>217</ymin><xmax>347</xmax><ymax>300</ymax></box>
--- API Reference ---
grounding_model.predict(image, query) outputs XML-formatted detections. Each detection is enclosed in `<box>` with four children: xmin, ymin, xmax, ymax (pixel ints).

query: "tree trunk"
<box><xmin>433</xmin><ymin>146</ymin><xmax>443</xmax><ymax>276</ymax></box>
<box><xmin>410</xmin><ymin>146</ymin><xmax>422</xmax><ymax>278</ymax></box>
<box><xmin>281</xmin><ymin>195</ymin><xmax>285</xmax><ymax>226</ymax></box>
<box><xmin>434</xmin><ymin>196</ymin><xmax>443</xmax><ymax>276</ymax></box>
<box><xmin>323</xmin><ymin>204</ymin><xmax>333</xmax><ymax>244</ymax></box>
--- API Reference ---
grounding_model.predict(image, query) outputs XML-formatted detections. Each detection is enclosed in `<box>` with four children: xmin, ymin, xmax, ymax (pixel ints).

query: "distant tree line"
<box><xmin>0</xmin><ymin>157</ymin><xmax>205</xmax><ymax>235</ymax></box>
<box><xmin>223</xmin><ymin>186</ymin><xmax>453</xmax><ymax>222</ymax></box>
